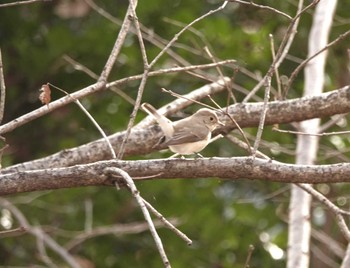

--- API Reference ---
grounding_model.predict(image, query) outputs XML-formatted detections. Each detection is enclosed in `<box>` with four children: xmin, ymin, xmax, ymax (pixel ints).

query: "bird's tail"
<box><xmin>141</xmin><ymin>103</ymin><xmax>174</xmax><ymax>138</ymax></box>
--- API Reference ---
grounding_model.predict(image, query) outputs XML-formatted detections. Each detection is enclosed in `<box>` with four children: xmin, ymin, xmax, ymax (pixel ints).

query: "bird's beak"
<box><xmin>218</xmin><ymin>119</ymin><xmax>225</xmax><ymax>126</ymax></box>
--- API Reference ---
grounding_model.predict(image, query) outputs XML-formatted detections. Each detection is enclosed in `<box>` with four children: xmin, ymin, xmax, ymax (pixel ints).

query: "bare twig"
<box><xmin>117</xmin><ymin>0</ymin><xmax>149</xmax><ymax>159</ymax></box>
<box><xmin>36</xmin><ymin>230</ymin><xmax>59</xmax><ymax>268</ymax></box>
<box><xmin>340</xmin><ymin>244</ymin><xmax>350</xmax><ymax>268</ymax></box>
<box><xmin>206</xmin><ymin>94</ymin><xmax>252</xmax><ymax>154</ymax></box>
<box><xmin>63</xmin><ymin>54</ymin><xmax>136</xmax><ymax>104</ymax></box>
<box><xmin>0</xmin><ymin>226</ymin><xmax>26</xmax><ymax>238</ymax></box>
<box><xmin>318</xmin><ymin>114</ymin><xmax>347</xmax><ymax>133</ymax></box>
<box><xmin>62</xmin><ymin>55</ymin><xmax>98</xmax><ymax>79</ymax></box>
<box><xmin>107</xmin><ymin>167</ymin><xmax>170</xmax><ymax>268</ymax></box>
<box><xmin>285</xmin><ymin>30</ymin><xmax>350</xmax><ymax>91</ymax></box>
<box><xmin>0</xmin><ymin>0</ymin><xmax>49</xmax><ymax>8</ymax></box>
<box><xmin>204</xmin><ymin>46</ymin><xmax>236</xmax><ymax>104</ymax></box>
<box><xmin>142</xmin><ymin>198</ymin><xmax>192</xmax><ymax>245</ymax></box>
<box><xmin>84</xmin><ymin>0</ymin><xmax>195</xmax><ymax>68</ymax></box>
<box><xmin>65</xmin><ymin>220</ymin><xmax>173</xmax><ymax>250</ymax></box>
<box><xmin>286</xmin><ymin>29</ymin><xmax>350</xmax><ymax>94</ymax></box>
<box><xmin>275</xmin><ymin>0</ymin><xmax>305</xmax><ymax>70</ymax></box>
<box><xmin>0</xmin><ymin>48</ymin><xmax>6</xmax><ymax>124</ymax></box>
<box><xmin>244</xmin><ymin>244</ymin><xmax>255</xmax><ymax>268</ymax></box>
<box><xmin>229</xmin><ymin>0</ymin><xmax>292</xmax><ymax>20</ymax></box>
<box><xmin>0</xmin><ymin>198</ymin><xmax>80</xmax><ymax>268</ymax></box>
<box><xmin>49</xmin><ymin>84</ymin><xmax>116</xmax><ymax>159</ymax></box>
<box><xmin>149</xmin><ymin>1</ymin><xmax>228</xmax><ymax>68</ymax></box>
<box><xmin>0</xmin><ymin>81</ymin><xmax>103</xmax><ymax>135</ymax></box>
<box><xmin>107</xmin><ymin>60</ymin><xmax>236</xmax><ymax>88</ymax></box>
<box><xmin>243</xmin><ymin>0</ymin><xmax>319</xmax><ymax>103</ymax></box>
<box><xmin>273</xmin><ymin>127</ymin><xmax>350</xmax><ymax>137</ymax></box>
<box><xmin>138</xmin><ymin>77</ymin><xmax>231</xmax><ymax>127</ymax></box>
<box><xmin>296</xmin><ymin>184</ymin><xmax>350</xmax><ymax>241</ymax></box>
<box><xmin>98</xmin><ymin>2</ymin><xmax>135</xmax><ymax>82</ymax></box>
<box><xmin>225</xmin><ymin>134</ymin><xmax>268</xmax><ymax>159</ymax></box>
<box><xmin>269</xmin><ymin>34</ymin><xmax>282</xmax><ymax>100</ymax></box>
<box><xmin>252</xmin><ymin>75</ymin><xmax>271</xmax><ymax>157</ymax></box>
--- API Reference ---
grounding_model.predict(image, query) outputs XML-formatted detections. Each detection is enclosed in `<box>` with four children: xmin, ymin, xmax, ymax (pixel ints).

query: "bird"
<box><xmin>141</xmin><ymin>103</ymin><xmax>224</xmax><ymax>155</ymax></box>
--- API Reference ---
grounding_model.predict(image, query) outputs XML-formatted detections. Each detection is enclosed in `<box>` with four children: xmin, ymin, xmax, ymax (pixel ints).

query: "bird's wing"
<box><xmin>164</xmin><ymin>126</ymin><xmax>209</xmax><ymax>145</ymax></box>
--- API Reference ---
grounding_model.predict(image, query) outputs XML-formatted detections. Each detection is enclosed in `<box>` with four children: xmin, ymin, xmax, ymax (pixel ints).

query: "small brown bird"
<box><xmin>142</xmin><ymin>103</ymin><xmax>224</xmax><ymax>155</ymax></box>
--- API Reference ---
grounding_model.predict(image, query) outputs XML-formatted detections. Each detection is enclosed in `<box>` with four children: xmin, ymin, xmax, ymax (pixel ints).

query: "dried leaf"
<box><xmin>39</xmin><ymin>83</ymin><xmax>51</xmax><ymax>105</ymax></box>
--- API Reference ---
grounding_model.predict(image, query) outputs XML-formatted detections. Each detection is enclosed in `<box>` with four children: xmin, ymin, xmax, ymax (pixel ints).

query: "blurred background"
<box><xmin>0</xmin><ymin>0</ymin><xmax>350</xmax><ymax>267</ymax></box>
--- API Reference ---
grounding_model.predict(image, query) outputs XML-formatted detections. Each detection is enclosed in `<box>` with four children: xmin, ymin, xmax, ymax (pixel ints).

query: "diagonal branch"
<box><xmin>2</xmin><ymin>85</ymin><xmax>350</xmax><ymax>173</ymax></box>
<box><xmin>0</xmin><ymin>61</ymin><xmax>235</xmax><ymax>135</ymax></box>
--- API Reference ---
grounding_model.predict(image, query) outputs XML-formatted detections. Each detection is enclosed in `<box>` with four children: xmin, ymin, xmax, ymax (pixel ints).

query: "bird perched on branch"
<box><xmin>141</xmin><ymin>103</ymin><xmax>224</xmax><ymax>156</ymax></box>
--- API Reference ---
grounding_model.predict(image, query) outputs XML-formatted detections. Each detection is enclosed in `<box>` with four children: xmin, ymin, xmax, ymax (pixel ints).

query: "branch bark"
<box><xmin>3</xmin><ymin>157</ymin><xmax>350</xmax><ymax>195</ymax></box>
<box><xmin>2</xmin><ymin>85</ymin><xmax>350</xmax><ymax>173</ymax></box>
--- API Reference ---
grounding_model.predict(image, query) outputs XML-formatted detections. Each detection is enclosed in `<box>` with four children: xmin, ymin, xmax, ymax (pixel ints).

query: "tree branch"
<box><xmin>3</xmin><ymin>85</ymin><xmax>350</xmax><ymax>173</ymax></box>
<box><xmin>3</xmin><ymin>157</ymin><xmax>350</xmax><ymax>195</ymax></box>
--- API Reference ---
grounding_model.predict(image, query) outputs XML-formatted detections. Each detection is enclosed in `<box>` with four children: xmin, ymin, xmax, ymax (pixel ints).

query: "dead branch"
<box><xmin>2</xmin><ymin>85</ymin><xmax>350</xmax><ymax>174</ymax></box>
<box><xmin>3</xmin><ymin>157</ymin><xmax>350</xmax><ymax>195</ymax></box>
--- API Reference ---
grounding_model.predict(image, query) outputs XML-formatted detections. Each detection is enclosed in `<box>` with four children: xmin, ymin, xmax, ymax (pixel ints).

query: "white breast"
<box><xmin>168</xmin><ymin>134</ymin><xmax>211</xmax><ymax>155</ymax></box>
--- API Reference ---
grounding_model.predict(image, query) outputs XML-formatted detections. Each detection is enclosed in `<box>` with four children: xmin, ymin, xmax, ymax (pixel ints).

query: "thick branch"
<box><xmin>3</xmin><ymin>85</ymin><xmax>350</xmax><ymax>173</ymax></box>
<box><xmin>2</xmin><ymin>157</ymin><xmax>350</xmax><ymax>195</ymax></box>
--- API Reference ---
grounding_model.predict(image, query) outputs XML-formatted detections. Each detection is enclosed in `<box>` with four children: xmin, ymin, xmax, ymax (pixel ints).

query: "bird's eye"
<box><xmin>209</xmin><ymin>117</ymin><xmax>214</xmax><ymax>121</ymax></box>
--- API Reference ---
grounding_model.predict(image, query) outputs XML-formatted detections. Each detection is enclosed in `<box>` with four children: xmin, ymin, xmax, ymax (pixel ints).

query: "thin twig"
<box><xmin>98</xmin><ymin>2</ymin><xmax>134</xmax><ymax>82</ymax></box>
<box><xmin>204</xmin><ymin>46</ymin><xmax>236</xmax><ymax>104</ymax></box>
<box><xmin>296</xmin><ymin>184</ymin><xmax>350</xmax><ymax>241</ymax></box>
<box><xmin>244</xmin><ymin>244</ymin><xmax>255</xmax><ymax>268</ymax></box>
<box><xmin>0</xmin><ymin>0</ymin><xmax>49</xmax><ymax>8</ymax></box>
<box><xmin>142</xmin><ymin>198</ymin><xmax>192</xmax><ymax>245</ymax></box>
<box><xmin>107</xmin><ymin>167</ymin><xmax>171</xmax><ymax>268</ymax></box>
<box><xmin>84</xmin><ymin>0</ymin><xmax>197</xmax><ymax>69</ymax></box>
<box><xmin>225</xmin><ymin>134</ymin><xmax>267</xmax><ymax>159</ymax></box>
<box><xmin>117</xmin><ymin>0</ymin><xmax>149</xmax><ymax>159</ymax></box>
<box><xmin>229</xmin><ymin>0</ymin><xmax>292</xmax><ymax>20</ymax></box>
<box><xmin>269</xmin><ymin>34</ymin><xmax>282</xmax><ymax>100</ymax></box>
<box><xmin>49</xmin><ymin>84</ymin><xmax>116</xmax><ymax>158</ymax></box>
<box><xmin>64</xmin><ymin>220</ymin><xmax>172</xmax><ymax>250</ymax></box>
<box><xmin>252</xmin><ymin>75</ymin><xmax>271</xmax><ymax>157</ymax></box>
<box><xmin>0</xmin><ymin>226</ymin><xmax>26</xmax><ymax>238</ymax></box>
<box><xmin>286</xmin><ymin>29</ymin><xmax>350</xmax><ymax>94</ymax></box>
<box><xmin>137</xmin><ymin>77</ymin><xmax>230</xmax><ymax>128</ymax></box>
<box><xmin>273</xmin><ymin>127</ymin><xmax>350</xmax><ymax>137</ymax></box>
<box><xmin>206</xmin><ymin>94</ymin><xmax>252</xmax><ymax>154</ymax></box>
<box><xmin>0</xmin><ymin>48</ymin><xmax>6</xmax><ymax>124</ymax></box>
<box><xmin>62</xmin><ymin>55</ymin><xmax>98</xmax><ymax>79</ymax></box>
<box><xmin>161</xmin><ymin>88</ymin><xmax>219</xmax><ymax>111</ymax></box>
<box><xmin>318</xmin><ymin>114</ymin><xmax>346</xmax><ymax>133</ymax></box>
<box><xmin>149</xmin><ymin>1</ymin><xmax>228</xmax><ymax>67</ymax></box>
<box><xmin>275</xmin><ymin>0</ymin><xmax>305</xmax><ymax>70</ymax></box>
<box><xmin>243</xmin><ymin>0</ymin><xmax>318</xmax><ymax>103</ymax></box>
<box><xmin>63</xmin><ymin>54</ymin><xmax>135</xmax><ymax>105</ymax></box>
<box><xmin>107</xmin><ymin>60</ymin><xmax>236</xmax><ymax>88</ymax></box>
<box><xmin>0</xmin><ymin>198</ymin><xmax>80</xmax><ymax>268</ymax></box>
<box><xmin>36</xmin><ymin>229</ymin><xmax>59</xmax><ymax>268</ymax></box>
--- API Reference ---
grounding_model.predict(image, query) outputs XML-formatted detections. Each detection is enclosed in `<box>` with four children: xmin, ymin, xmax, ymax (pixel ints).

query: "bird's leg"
<box><xmin>195</xmin><ymin>153</ymin><xmax>204</xmax><ymax>158</ymax></box>
<box><xmin>168</xmin><ymin>153</ymin><xmax>180</xmax><ymax>158</ymax></box>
